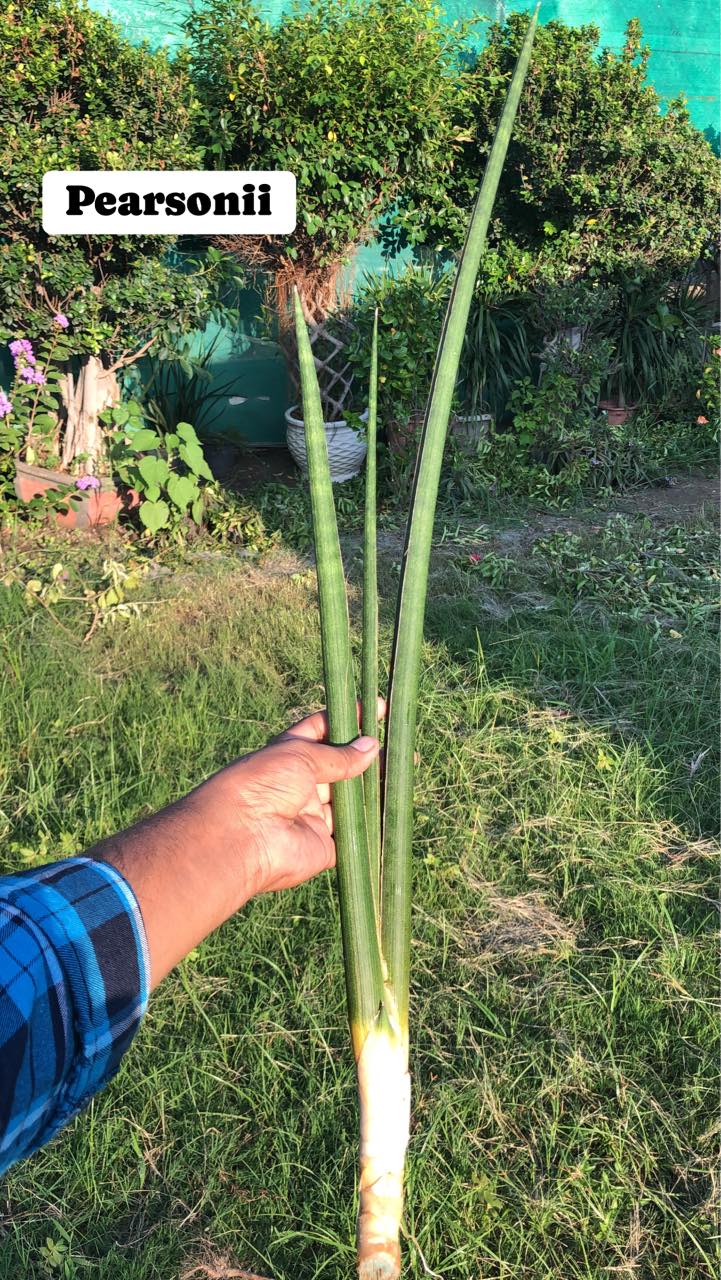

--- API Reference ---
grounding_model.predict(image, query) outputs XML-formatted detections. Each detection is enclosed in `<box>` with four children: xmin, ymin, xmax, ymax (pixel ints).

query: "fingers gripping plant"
<box><xmin>294</xmin><ymin>13</ymin><xmax>539</xmax><ymax>1276</ymax></box>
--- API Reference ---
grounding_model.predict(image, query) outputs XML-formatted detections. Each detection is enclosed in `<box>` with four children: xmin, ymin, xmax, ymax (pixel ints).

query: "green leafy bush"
<box><xmin>459</xmin><ymin>290</ymin><xmax>531</xmax><ymax>418</ymax></box>
<box><xmin>0</xmin><ymin>0</ymin><xmax>203</xmax><ymax>346</ymax></box>
<box><xmin>502</xmin><ymin>319</ymin><xmax>698</xmax><ymax>495</ymax></box>
<box><xmin>599</xmin><ymin>278</ymin><xmax>711</xmax><ymax>412</ymax></box>
<box><xmin>529</xmin><ymin>278</ymin><xmax>615</xmax><ymax>338</ymax></box>
<box><xmin>104</xmin><ymin>405</ymin><xmax>213</xmax><ymax>536</ymax></box>
<box><xmin>696</xmin><ymin>338</ymin><xmax>721</xmax><ymax>432</ymax></box>
<box><xmin>187</xmin><ymin>0</ymin><xmax>472</xmax><ymax>416</ymax></box>
<box><xmin>0</xmin><ymin>0</ymin><xmax>240</xmax><ymax>467</ymax></box>
<box><xmin>344</xmin><ymin>269</ymin><xmax>450</xmax><ymax>431</ymax></box>
<box><xmin>0</xmin><ymin>327</ymin><xmax>72</xmax><ymax>471</ymax></box>
<box><xmin>345</xmin><ymin>264</ymin><xmax>533</xmax><ymax>436</ymax></box>
<box><xmin>417</xmin><ymin>15</ymin><xmax>719</xmax><ymax>280</ymax></box>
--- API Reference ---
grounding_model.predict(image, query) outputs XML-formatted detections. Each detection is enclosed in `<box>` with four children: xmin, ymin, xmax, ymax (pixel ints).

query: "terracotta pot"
<box><xmin>599</xmin><ymin>400</ymin><xmax>637</xmax><ymax>427</ymax></box>
<box><xmin>386</xmin><ymin>411</ymin><xmax>425</xmax><ymax>456</ymax></box>
<box><xmin>14</xmin><ymin>461</ymin><xmax>121</xmax><ymax>529</ymax></box>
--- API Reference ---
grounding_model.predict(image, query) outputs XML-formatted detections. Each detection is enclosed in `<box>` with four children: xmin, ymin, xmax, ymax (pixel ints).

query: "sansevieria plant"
<box><xmin>293</xmin><ymin>10</ymin><xmax>540</xmax><ymax>1276</ymax></box>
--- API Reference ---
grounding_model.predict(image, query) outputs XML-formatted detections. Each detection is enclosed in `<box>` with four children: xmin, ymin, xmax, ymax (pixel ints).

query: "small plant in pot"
<box><xmin>600</xmin><ymin>276</ymin><xmax>710</xmax><ymax>423</ymax></box>
<box><xmin>3</xmin><ymin>324</ymin><xmax>122</xmax><ymax>529</ymax></box>
<box><xmin>187</xmin><ymin>0</ymin><xmax>472</xmax><ymax>475</ymax></box>
<box><xmin>455</xmin><ymin>282</ymin><xmax>532</xmax><ymax>447</ymax></box>
<box><xmin>345</xmin><ymin>268</ymin><xmax>450</xmax><ymax>459</ymax></box>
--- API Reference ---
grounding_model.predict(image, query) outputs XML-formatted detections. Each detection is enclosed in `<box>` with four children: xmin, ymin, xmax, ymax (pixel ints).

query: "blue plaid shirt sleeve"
<box><xmin>0</xmin><ymin>856</ymin><xmax>150</xmax><ymax>1173</ymax></box>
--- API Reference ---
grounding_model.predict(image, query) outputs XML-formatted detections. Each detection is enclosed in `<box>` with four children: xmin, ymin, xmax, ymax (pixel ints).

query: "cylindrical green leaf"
<box><xmin>381</xmin><ymin>7</ymin><xmax>541</xmax><ymax>1039</ymax></box>
<box><xmin>293</xmin><ymin>290</ymin><xmax>384</xmax><ymax>1047</ymax></box>
<box><xmin>362</xmin><ymin>311</ymin><xmax>381</xmax><ymax>915</ymax></box>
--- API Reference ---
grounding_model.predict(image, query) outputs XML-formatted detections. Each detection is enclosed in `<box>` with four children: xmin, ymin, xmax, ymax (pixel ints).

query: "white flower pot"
<box><xmin>450</xmin><ymin>413</ymin><xmax>493</xmax><ymax>452</ymax></box>
<box><xmin>541</xmin><ymin>325</ymin><xmax>584</xmax><ymax>372</ymax></box>
<box><xmin>542</xmin><ymin>325</ymin><xmax>584</xmax><ymax>352</ymax></box>
<box><xmin>285</xmin><ymin>406</ymin><xmax>368</xmax><ymax>483</ymax></box>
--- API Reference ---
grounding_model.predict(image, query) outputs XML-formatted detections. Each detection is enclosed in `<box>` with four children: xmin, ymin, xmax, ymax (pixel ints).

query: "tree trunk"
<box><xmin>212</xmin><ymin>235</ymin><xmax>355</xmax><ymax>422</ymax></box>
<box><xmin>274</xmin><ymin>261</ymin><xmax>354</xmax><ymax>422</ymax></box>
<box><xmin>59</xmin><ymin>355</ymin><xmax>120</xmax><ymax>474</ymax></box>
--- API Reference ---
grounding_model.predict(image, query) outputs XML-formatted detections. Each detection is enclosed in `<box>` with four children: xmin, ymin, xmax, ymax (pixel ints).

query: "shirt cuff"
<box><xmin>1</xmin><ymin>856</ymin><xmax>150</xmax><ymax>1154</ymax></box>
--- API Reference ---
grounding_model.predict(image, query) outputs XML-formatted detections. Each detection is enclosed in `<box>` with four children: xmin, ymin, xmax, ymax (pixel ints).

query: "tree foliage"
<box><xmin>0</xmin><ymin>0</ymin><xmax>226</xmax><ymax>360</ymax></box>
<box><xmin>186</xmin><ymin>0</ymin><xmax>472</xmax><ymax>283</ymax></box>
<box><xmin>408</xmin><ymin>15</ymin><xmax>719</xmax><ymax>281</ymax></box>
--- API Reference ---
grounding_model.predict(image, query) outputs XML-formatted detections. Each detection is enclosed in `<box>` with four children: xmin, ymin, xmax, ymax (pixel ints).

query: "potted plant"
<box><xmin>187</xmin><ymin>0</ymin><xmax>472</xmax><ymax>459</ymax></box>
<box><xmin>345</xmin><ymin>268</ymin><xmax>450</xmax><ymax>457</ymax></box>
<box><xmin>3</xmin><ymin>326</ymin><xmax>122</xmax><ymax>529</ymax></box>
<box><xmin>285</xmin><ymin>405</ymin><xmax>368</xmax><ymax>483</ymax></box>
<box><xmin>454</xmin><ymin>284</ymin><xmax>531</xmax><ymax>447</ymax></box>
<box><xmin>600</xmin><ymin>276</ymin><xmax>710</xmax><ymax>423</ymax></box>
<box><xmin>0</xmin><ymin>0</ymin><xmax>241</xmax><ymax>477</ymax></box>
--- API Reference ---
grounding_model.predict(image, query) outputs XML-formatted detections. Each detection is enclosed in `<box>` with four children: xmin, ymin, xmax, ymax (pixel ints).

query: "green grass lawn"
<box><xmin>0</xmin><ymin>503</ymin><xmax>717</xmax><ymax>1280</ymax></box>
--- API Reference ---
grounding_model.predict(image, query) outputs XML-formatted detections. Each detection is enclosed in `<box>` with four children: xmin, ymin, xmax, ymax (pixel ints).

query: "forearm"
<box><xmin>90</xmin><ymin>782</ymin><xmax>260</xmax><ymax>990</ymax></box>
<box><xmin>0</xmin><ymin>858</ymin><xmax>149</xmax><ymax>1173</ymax></box>
<box><xmin>0</xmin><ymin>717</ymin><xmax>378</xmax><ymax>1175</ymax></box>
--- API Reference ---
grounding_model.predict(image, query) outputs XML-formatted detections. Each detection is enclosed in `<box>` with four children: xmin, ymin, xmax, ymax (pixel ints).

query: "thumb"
<box><xmin>307</xmin><ymin>736</ymin><xmax>380</xmax><ymax>784</ymax></box>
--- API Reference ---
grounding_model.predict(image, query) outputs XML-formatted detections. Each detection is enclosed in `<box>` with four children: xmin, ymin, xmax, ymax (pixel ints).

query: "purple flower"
<box><xmin>75</xmin><ymin>475</ymin><xmax>101</xmax><ymax>491</ymax></box>
<box><xmin>9</xmin><ymin>338</ymin><xmax>35</xmax><ymax>367</ymax></box>
<box><xmin>20</xmin><ymin>365</ymin><xmax>46</xmax><ymax>385</ymax></box>
<box><xmin>0</xmin><ymin>389</ymin><xmax>12</xmax><ymax>419</ymax></box>
<box><xmin>53</xmin><ymin>314</ymin><xmax>70</xmax><ymax>329</ymax></box>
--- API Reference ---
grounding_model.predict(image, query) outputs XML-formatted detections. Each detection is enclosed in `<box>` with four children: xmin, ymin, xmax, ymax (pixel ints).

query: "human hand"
<box><xmin>193</xmin><ymin>703</ymin><xmax>384</xmax><ymax>897</ymax></box>
<box><xmin>94</xmin><ymin>705</ymin><xmax>383</xmax><ymax>989</ymax></box>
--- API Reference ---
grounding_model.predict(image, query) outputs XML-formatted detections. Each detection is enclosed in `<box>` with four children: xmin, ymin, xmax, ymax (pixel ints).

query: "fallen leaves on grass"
<box><xmin>464</xmin><ymin>882</ymin><xmax>577</xmax><ymax>959</ymax></box>
<box><xmin>181</xmin><ymin>1256</ymin><xmax>273</xmax><ymax>1280</ymax></box>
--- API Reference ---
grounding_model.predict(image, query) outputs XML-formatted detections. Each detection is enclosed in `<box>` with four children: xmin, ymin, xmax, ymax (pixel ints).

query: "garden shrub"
<box><xmin>2</xmin><ymin>328</ymin><xmax>75</xmax><ymax>472</ymax></box>
<box><xmin>0</xmin><ymin>0</ymin><xmax>239</xmax><ymax>473</ymax></box>
<box><xmin>696</xmin><ymin>338</ymin><xmax>721</xmax><ymax>434</ymax></box>
<box><xmin>342</xmin><ymin>263</ymin><xmax>713</xmax><ymax>513</ymax></box>
<box><xmin>597</xmin><ymin>278</ymin><xmax>711</xmax><ymax>413</ymax></box>
<box><xmin>410</xmin><ymin>15</ymin><xmax>719</xmax><ymax>282</ymax></box>
<box><xmin>343</xmin><ymin>268</ymin><xmax>450</xmax><ymax>429</ymax></box>
<box><xmin>344</xmin><ymin>260</ymin><xmax>533</xmax><ymax>434</ymax></box>
<box><xmin>104</xmin><ymin>404</ymin><xmax>215</xmax><ymax>536</ymax></box>
<box><xmin>186</xmin><ymin>0</ymin><xmax>472</xmax><ymax>418</ymax></box>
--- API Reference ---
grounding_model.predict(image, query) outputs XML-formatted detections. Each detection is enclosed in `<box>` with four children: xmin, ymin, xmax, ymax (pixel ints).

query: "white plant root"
<box><xmin>356</xmin><ymin>1027</ymin><xmax>411</xmax><ymax>1279</ymax></box>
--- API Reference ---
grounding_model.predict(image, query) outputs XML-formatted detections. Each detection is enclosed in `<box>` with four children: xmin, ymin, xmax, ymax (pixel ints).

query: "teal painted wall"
<box><xmin>96</xmin><ymin>0</ymin><xmax>720</xmax><ymax>139</ymax></box>
<box><xmin>90</xmin><ymin>1</ymin><xmax>719</xmax><ymax>443</ymax></box>
<box><xmin>548</xmin><ymin>1</ymin><xmax>720</xmax><ymax>148</ymax></box>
